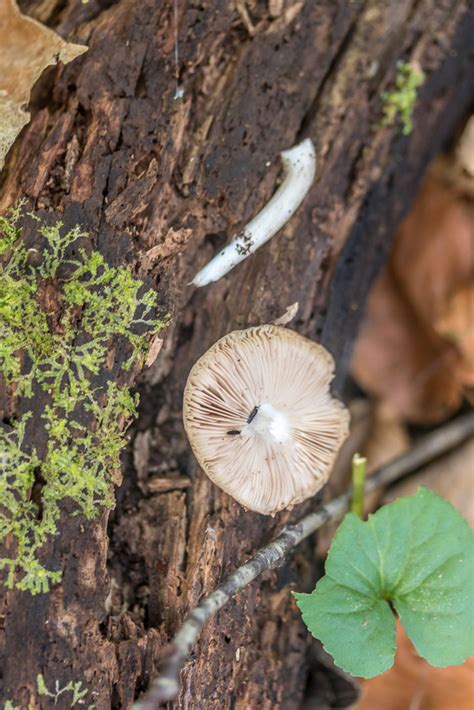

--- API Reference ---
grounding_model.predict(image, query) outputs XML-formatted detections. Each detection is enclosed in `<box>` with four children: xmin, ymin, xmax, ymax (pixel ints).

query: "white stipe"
<box><xmin>191</xmin><ymin>137</ymin><xmax>316</xmax><ymax>287</ymax></box>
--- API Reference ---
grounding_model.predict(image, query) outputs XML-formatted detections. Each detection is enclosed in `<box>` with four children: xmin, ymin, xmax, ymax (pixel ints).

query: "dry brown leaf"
<box><xmin>435</xmin><ymin>281</ymin><xmax>474</xmax><ymax>387</ymax></box>
<box><xmin>352</xmin><ymin>267</ymin><xmax>463</xmax><ymax>422</ymax></box>
<box><xmin>0</xmin><ymin>0</ymin><xmax>87</xmax><ymax>170</ymax></box>
<box><xmin>391</xmin><ymin>179</ymin><xmax>473</xmax><ymax>328</ymax></box>
<box><xmin>356</xmin><ymin>622</ymin><xmax>474</xmax><ymax>710</ymax></box>
<box><xmin>352</xmin><ymin>177</ymin><xmax>474</xmax><ymax>424</ymax></box>
<box><xmin>383</xmin><ymin>436</ymin><xmax>474</xmax><ymax>527</ymax></box>
<box><xmin>363</xmin><ymin>402</ymin><xmax>410</xmax><ymax>473</ymax></box>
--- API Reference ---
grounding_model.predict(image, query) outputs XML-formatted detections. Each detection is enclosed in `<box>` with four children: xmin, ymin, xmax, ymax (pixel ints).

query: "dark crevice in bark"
<box><xmin>296</xmin><ymin>0</ymin><xmax>369</xmax><ymax>141</ymax></box>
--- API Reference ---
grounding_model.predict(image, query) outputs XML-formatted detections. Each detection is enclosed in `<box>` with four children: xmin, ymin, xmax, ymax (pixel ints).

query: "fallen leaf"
<box><xmin>352</xmin><ymin>176</ymin><xmax>474</xmax><ymax>424</ymax></box>
<box><xmin>352</xmin><ymin>266</ymin><xmax>463</xmax><ymax>423</ymax></box>
<box><xmin>0</xmin><ymin>0</ymin><xmax>87</xmax><ymax>170</ymax></box>
<box><xmin>363</xmin><ymin>402</ymin><xmax>410</xmax><ymax>473</ymax></box>
<box><xmin>383</xmin><ymin>436</ymin><xmax>474</xmax><ymax>527</ymax></box>
<box><xmin>435</xmin><ymin>281</ymin><xmax>474</xmax><ymax>387</ymax></box>
<box><xmin>391</xmin><ymin>179</ymin><xmax>472</xmax><ymax>329</ymax></box>
<box><xmin>356</xmin><ymin>622</ymin><xmax>474</xmax><ymax>710</ymax></box>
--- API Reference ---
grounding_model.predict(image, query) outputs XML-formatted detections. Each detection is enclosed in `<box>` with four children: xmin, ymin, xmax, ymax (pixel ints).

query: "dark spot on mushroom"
<box><xmin>227</xmin><ymin>429</ymin><xmax>241</xmax><ymax>436</ymax></box>
<box><xmin>247</xmin><ymin>406</ymin><xmax>259</xmax><ymax>424</ymax></box>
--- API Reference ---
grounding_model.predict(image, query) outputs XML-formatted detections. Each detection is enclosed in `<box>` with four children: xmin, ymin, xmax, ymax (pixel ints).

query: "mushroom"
<box><xmin>183</xmin><ymin>325</ymin><xmax>350</xmax><ymax>515</ymax></box>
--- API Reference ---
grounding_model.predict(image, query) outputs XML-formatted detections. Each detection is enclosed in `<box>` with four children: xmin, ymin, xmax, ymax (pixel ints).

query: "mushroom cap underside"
<box><xmin>183</xmin><ymin>325</ymin><xmax>350</xmax><ymax>515</ymax></box>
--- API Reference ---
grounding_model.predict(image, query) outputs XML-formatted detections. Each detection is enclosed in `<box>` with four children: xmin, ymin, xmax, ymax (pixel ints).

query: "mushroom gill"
<box><xmin>183</xmin><ymin>325</ymin><xmax>350</xmax><ymax>515</ymax></box>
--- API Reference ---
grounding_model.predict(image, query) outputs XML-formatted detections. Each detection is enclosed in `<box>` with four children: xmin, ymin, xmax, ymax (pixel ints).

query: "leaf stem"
<box><xmin>351</xmin><ymin>453</ymin><xmax>367</xmax><ymax>519</ymax></box>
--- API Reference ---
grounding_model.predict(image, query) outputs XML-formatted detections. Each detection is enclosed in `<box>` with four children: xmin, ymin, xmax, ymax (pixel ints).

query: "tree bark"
<box><xmin>1</xmin><ymin>0</ymin><xmax>472</xmax><ymax>708</ymax></box>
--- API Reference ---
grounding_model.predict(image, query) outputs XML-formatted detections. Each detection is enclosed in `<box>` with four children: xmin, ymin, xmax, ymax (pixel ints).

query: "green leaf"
<box><xmin>294</xmin><ymin>487</ymin><xmax>474</xmax><ymax>678</ymax></box>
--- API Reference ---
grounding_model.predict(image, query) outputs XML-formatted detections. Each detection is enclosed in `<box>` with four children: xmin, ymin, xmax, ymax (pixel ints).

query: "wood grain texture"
<box><xmin>1</xmin><ymin>0</ymin><xmax>473</xmax><ymax>707</ymax></box>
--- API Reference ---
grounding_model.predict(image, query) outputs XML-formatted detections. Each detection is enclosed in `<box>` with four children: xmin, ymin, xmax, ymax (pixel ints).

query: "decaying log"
<box><xmin>1</xmin><ymin>0</ymin><xmax>473</xmax><ymax>707</ymax></box>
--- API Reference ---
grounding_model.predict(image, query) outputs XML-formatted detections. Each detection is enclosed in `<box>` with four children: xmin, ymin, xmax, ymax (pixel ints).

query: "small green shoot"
<box><xmin>294</xmin><ymin>487</ymin><xmax>474</xmax><ymax>678</ymax></box>
<box><xmin>381</xmin><ymin>61</ymin><xmax>425</xmax><ymax>135</ymax></box>
<box><xmin>350</xmin><ymin>453</ymin><xmax>367</xmax><ymax>519</ymax></box>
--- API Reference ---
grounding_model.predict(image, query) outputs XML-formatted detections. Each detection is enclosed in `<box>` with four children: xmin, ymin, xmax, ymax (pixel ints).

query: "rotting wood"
<box><xmin>1</xmin><ymin>0</ymin><xmax>473</xmax><ymax>708</ymax></box>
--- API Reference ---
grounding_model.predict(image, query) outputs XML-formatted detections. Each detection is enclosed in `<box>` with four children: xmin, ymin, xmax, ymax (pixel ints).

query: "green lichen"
<box><xmin>37</xmin><ymin>673</ymin><xmax>94</xmax><ymax>708</ymax></box>
<box><xmin>381</xmin><ymin>61</ymin><xmax>425</xmax><ymax>135</ymax></box>
<box><xmin>4</xmin><ymin>673</ymin><xmax>93</xmax><ymax>709</ymax></box>
<box><xmin>0</xmin><ymin>205</ymin><xmax>167</xmax><ymax>594</ymax></box>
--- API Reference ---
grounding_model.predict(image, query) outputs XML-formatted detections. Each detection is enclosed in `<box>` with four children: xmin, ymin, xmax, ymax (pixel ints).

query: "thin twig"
<box><xmin>133</xmin><ymin>412</ymin><xmax>474</xmax><ymax>709</ymax></box>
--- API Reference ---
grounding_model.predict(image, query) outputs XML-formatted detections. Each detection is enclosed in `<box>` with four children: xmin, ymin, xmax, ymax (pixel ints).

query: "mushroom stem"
<box><xmin>191</xmin><ymin>137</ymin><xmax>317</xmax><ymax>287</ymax></box>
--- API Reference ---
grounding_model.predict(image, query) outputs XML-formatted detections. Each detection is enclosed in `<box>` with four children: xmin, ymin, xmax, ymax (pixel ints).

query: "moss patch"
<box><xmin>0</xmin><ymin>205</ymin><xmax>167</xmax><ymax>594</ymax></box>
<box><xmin>381</xmin><ymin>61</ymin><xmax>425</xmax><ymax>135</ymax></box>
